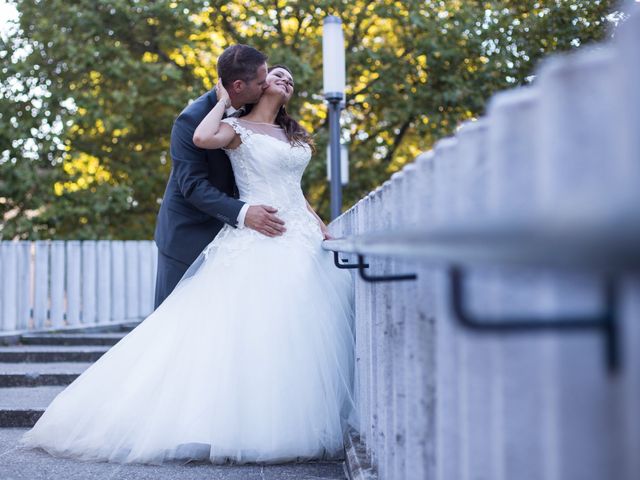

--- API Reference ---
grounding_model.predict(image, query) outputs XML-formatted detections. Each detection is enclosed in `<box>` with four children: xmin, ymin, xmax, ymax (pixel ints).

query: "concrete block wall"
<box><xmin>331</xmin><ymin>9</ymin><xmax>640</xmax><ymax>480</ymax></box>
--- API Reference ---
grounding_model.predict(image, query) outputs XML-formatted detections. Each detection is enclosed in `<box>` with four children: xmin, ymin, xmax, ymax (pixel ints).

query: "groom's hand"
<box><xmin>244</xmin><ymin>205</ymin><xmax>286</xmax><ymax>237</ymax></box>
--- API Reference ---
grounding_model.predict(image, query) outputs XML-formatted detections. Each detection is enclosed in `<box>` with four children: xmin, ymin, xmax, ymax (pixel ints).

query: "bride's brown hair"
<box><xmin>245</xmin><ymin>65</ymin><xmax>315</xmax><ymax>152</ymax></box>
<box><xmin>271</xmin><ymin>65</ymin><xmax>316</xmax><ymax>152</ymax></box>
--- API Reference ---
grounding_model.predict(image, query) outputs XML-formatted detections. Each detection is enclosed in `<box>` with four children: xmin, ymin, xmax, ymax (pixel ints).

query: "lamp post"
<box><xmin>326</xmin><ymin>143</ymin><xmax>349</xmax><ymax>185</ymax></box>
<box><xmin>323</xmin><ymin>15</ymin><xmax>346</xmax><ymax>220</ymax></box>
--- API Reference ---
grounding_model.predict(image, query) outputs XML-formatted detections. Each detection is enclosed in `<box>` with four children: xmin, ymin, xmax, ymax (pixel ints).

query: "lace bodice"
<box><xmin>198</xmin><ymin>118</ymin><xmax>322</xmax><ymax>265</ymax></box>
<box><xmin>221</xmin><ymin>118</ymin><xmax>312</xmax><ymax>214</ymax></box>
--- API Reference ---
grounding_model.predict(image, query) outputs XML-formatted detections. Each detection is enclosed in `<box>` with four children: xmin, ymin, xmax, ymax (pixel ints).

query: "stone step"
<box><xmin>38</xmin><ymin>322</ymin><xmax>139</xmax><ymax>334</ymax></box>
<box><xmin>1</xmin><ymin>322</ymin><xmax>141</xmax><ymax>346</ymax></box>
<box><xmin>0</xmin><ymin>345</ymin><xmax>110</xmax><ymax>363</ymax></box>
<box><xmin>0</xmin><ymin>362</ymin><xmax>92</xmax><ymax>387</ymax></box>
<box><xmin>20</xmin><ymin>333</ymin><xmax>127</xmax><ymax>346</ymax></box>
<box><xmin>0</xmin><ymin>386</ymin><xmax>65</xmax><ymax>427</ymax></box>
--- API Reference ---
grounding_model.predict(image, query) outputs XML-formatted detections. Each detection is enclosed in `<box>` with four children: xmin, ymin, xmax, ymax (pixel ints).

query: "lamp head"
<box><xmin>322</xmin><ymin>15</ymin><xmax>346</xmax><ymax>99</ymax></box>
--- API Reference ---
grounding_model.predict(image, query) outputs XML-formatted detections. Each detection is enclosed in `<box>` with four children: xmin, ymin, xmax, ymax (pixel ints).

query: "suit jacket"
<box><xmin>154</xmin><ymin>90</ymin><xmax>244</xmax><ymax>265</ymax></box>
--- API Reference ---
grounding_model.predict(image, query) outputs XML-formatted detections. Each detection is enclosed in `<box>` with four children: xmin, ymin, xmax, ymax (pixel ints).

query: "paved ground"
<box><xmin>0</xmin><ymin>324</ymin><xmax>347</xmax><ymax>479</ymax></box>
<box><xmin>1</xmin><ymin>429</ymin><xmax>347</xmax><ymax>480</ymax></box>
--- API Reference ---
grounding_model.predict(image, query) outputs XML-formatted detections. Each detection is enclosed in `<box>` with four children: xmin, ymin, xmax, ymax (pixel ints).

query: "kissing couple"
<box><xmin>19</xmin><ymin>44</ymin><xmax>358</xmax><ymax>465</ymax></box>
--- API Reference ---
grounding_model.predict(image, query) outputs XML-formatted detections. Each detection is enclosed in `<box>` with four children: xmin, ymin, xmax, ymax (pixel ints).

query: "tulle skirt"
<box><xmin>18</xmin><ymin>226</ymin><xmax>357</xmax><ymax>465</ymax></box>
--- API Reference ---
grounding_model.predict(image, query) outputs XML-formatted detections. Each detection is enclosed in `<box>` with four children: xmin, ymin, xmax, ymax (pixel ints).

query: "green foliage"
<box><xmin>1</xmin><ymin>0</ymin><xmax>207</xmax><ymax>239</ymax></box>
<box><xmin>0</xmin><ymin>0</ymin><xmax>619</xmax><ymax>239</ymax></box>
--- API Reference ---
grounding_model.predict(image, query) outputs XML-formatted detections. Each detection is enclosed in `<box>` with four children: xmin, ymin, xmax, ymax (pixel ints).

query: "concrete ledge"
<box><xmin>26</xmin><ymin>320</ymin><xmax>141</xmax><ymax>335</ymax></box>
<box><xmin>20</xmin><ymin>333</ymin><xmax>127</xmax><ymax>346</ymax></box>
<box><xmin>0</xmin><ymin>372</ymin><xmax>80</xmax><ymax>387</ymax></box>
<box><xmin>0</xmin><ymin>332</ymin><xmax>22</xmax><ymax>346</ymax></box>
<box><xmin>0</xmin><ymin>409</ymin><xmax>43</xmax><ymax>428</ymax></box>
<box><xmin>0</xmin><ymin>320</ymin><xmax>141</xmax><ymax>346</ymax></box>
<box><xmin>0</xmin><ymin>386</ymin><xmax>65</xmax><ymax>427</ymax></box>
<box><xmin>0</xmin><ymin>321</ymin><xmax>140</xmax><ymax>347</ymax></box>
<box><xmin>343</xmin><ymin>428</ymin><xmax>376</xmax><ymax>480</ymax></box>
<box><xmin>0</xmin><ymin>345</ymin><xmax>110</xmax><ymax>363</ymax></box>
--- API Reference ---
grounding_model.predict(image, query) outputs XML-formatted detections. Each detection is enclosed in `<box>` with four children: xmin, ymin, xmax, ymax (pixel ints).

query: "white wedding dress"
<box><xmin>19</xmin><ymin>118</ymin><xmax>358</xmax><ymax>465</ymax></box>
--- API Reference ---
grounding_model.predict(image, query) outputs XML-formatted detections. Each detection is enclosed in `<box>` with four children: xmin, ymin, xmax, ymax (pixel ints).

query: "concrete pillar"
<box><xmin>49</xmin><ymin>240</ymin><xmax>65</xmax><ymax>328</ymax></box>
<box><xmin>96</xmin><ymin>240</ymin><xmax>112</xmax><ymax>324</ymax></box>
<box><xmin>16</xmin><ymin>241</ymin><xmax>31</xmax><ymax>330</ymax></box>
<box><xmin>81</xmin><ymin>241</ymin><xmax>97</xmax><ymax>325</ymax></box>
<box><xmin>33</xmin><ymin>241</ymin><xmax>49</xmax><ymax>329</ymax></box>
<box><xmin>485</xmin><ymin>85</ymin><xmax>549</xmax><ymax>480</ymax></box>
<box><xmin>537</xmin><ymin>46</ymin><xmax>626</xmax><ymax>480</ymax></box>
<box><xmin>111</xmin><ymin>241</ymin><xmax>126</xmax><ymax>322</ymax></box>
<box><xmin>432</xmin><ymin>137</ymin><xmax>461</xmax><ymax>480</ymax></box>
<box><xmin>65</xmin><ymin>241</ymin><xmax>81</xmax><ymax>326</ymax></box>
<box><xmin>125</xmin><ymin>241</ymin><xmax>140</xmax><ymax>320</ymax></box>
<box><xmin>0</xmin><ymin>242</ymin><xmax>18</xmax><ymax>332</ymax></box>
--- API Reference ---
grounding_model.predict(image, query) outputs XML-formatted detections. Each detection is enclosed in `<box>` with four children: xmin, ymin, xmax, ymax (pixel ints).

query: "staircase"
<box><xmin>0</xmin><ymin>324</ymin><xmax>135</xmax><ymax>428</ymax></box>
<box><xmin>0</xmin><ymin>324</ymin><xmax>348</xmax><ymax>479</ymax></box>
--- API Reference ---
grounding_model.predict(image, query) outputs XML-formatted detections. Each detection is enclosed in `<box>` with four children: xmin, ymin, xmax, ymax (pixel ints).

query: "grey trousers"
<box><xmin>154</xmin><ymin>250</ymin><xmax>190</xmax><ymax>309</ymax></box>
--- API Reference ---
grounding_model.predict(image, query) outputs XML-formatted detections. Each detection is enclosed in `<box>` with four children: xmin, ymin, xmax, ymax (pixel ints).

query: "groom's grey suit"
<box><xmin>154</xmin><ymin>90</ymin><xmax>244</xmax><ymax>308</ymax></box>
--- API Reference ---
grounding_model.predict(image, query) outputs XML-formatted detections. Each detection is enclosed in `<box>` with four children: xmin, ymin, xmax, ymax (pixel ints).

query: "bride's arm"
<box><xmin>305</xmin><ymin>200</ymin><xmax>332</xmax><ymax>240</ymax></box>
<box><xmin>193</xmin><ymin>80</ymin><xmax>236</xmax><ymax>149</ymax></box>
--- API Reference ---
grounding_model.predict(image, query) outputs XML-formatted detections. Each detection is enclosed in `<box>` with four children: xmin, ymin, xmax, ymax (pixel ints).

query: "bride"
<box><xmin>18</xmin><ymin>64</ymin><xmax>358</xmax><ymax>465</ymax></box>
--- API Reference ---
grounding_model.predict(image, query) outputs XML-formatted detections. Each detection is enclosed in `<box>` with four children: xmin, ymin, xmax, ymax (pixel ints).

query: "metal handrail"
<box><xmin>323</xmin><ymin>217</ymin><xmax>640</xmax><ymax>273</ymax></box>
<box><xmin>323</xmin><ymin>239</ymin><xmax>417</xmax><ymax>283</ymax></box>
<box><xmin>322</xmin><ymin>218</ymin><xmax>640</xmax><ymax>374</ymax></box>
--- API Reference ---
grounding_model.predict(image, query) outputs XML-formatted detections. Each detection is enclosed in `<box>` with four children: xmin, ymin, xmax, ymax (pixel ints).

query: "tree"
<box><xmin>0</xmin><ymin>0</ymin><xmax>619</xmax><ymax>239</ymax></box>
<box><xmin>1</xmin><ymin>0</ymin><xmax>207</xmax><ymax>239</ymax></box>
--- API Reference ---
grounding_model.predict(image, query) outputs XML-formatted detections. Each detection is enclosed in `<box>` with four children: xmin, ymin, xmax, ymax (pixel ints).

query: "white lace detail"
<box><xmin>221</xmin><ymin>118</ymin><xmax>254</xmax><ymax>206</ymax></box>
<box><xmin>201</xmin><ymin>118</ymin><xmax>322</xmax><ymax>266</ymax></box>
<box><xmin>222</xmin><ymin>117</ymin><xmax>252</xmax><ymax>143</ymax></box>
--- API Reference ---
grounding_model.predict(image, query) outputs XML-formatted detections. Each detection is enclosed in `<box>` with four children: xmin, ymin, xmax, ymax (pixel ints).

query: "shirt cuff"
<box><xmin>236</xmin><ymin>203</ymin><xmax>250</xmax><ymax>229</ymax></box>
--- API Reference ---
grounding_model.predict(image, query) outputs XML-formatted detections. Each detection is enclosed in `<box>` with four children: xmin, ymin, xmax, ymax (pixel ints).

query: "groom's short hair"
<box><xmin>217</xmin><ymin>45</ymin><xmax>268</xmax><ymax>87</ymax></box>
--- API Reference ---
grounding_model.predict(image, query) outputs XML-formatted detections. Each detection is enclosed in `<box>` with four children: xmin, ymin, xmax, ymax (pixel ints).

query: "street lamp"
<box><xmin>326</xmin><ymin>143</ymin><xmax>349</xmax><ymax>185</ymax></box>
<box><xmin>323</xmin><ymin>15</ymin><xmax>346</xmax><ymax>220</ymax></box>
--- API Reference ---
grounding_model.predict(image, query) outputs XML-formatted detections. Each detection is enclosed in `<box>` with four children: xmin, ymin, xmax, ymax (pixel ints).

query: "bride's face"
<box><xmin>265</xmin><ymin>67</ymin><xmax>294</xmax><ymax>102</ymax></box>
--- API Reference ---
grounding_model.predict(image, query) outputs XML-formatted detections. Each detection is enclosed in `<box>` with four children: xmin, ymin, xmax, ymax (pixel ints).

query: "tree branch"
<box><xmin>356</xmin><ymin>124</ymin><xmax>394</xmax><ymax>147</ymax></box>
<box><xmin>383</xmin><ymin>118</ymin><xmax>413</xmax><ymax>164</ymax></box>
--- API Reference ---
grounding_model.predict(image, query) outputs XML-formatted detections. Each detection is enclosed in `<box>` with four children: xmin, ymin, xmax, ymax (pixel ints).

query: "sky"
<box><xmin>0</xmin><ymin>0</ymin><xmax>18</xmax><ymax>41</ymax></box>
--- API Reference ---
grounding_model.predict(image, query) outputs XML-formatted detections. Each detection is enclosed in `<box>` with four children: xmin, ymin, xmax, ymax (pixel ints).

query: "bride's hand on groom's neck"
<box><xmin>215</xmin><ymin>79</ymin><xmax>231</xmax><ymax>108</ymax></box>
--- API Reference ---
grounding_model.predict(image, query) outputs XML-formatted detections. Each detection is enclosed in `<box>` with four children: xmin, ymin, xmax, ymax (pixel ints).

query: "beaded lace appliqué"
<box><xmin>200</xmin><ymin>118</ymin><xmax>323</xmax><ymax>267</ymax></box>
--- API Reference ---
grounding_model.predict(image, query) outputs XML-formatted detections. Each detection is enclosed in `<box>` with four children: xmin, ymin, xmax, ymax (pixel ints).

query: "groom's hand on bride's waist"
<box><xmin>244</xmin><ymin>205</ymin><xmax>286</xmax><ymax>237</ymax></box>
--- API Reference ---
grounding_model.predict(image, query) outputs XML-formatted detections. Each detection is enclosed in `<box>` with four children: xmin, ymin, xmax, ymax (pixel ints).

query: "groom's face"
<box><xmin>242</xmin><ymin>62</ymin><xmax>269</xmax><ymax>105</ymax></box>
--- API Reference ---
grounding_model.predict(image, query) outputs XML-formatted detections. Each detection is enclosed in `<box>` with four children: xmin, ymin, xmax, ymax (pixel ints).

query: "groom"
<box><xmin>154</xmin><ymin>44</ymin><xmax>286</xmax><ymax>308</ymax></box>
